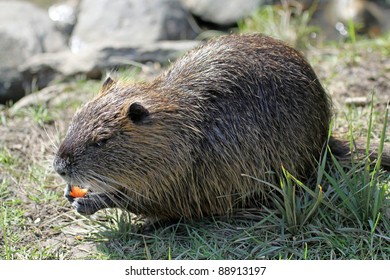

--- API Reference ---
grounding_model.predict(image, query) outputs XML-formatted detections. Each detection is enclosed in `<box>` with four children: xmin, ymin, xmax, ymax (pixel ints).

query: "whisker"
<box><xmin>81</xmin><ymin>171</ymin><xmax>154</xmax><ymax>214</ymax></box>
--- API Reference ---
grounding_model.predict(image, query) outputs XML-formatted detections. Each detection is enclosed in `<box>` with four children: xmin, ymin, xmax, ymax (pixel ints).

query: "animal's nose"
<box><xmin>53</xmin><ymin>156</ymin><xmax>69</xmax><ymax>178</ymax></box>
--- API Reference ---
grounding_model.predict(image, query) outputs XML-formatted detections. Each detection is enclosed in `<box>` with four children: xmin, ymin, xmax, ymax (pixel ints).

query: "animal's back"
<box><xmin>150</xmin><ymin>34</ymin><xmax>332</xmax><ymax>216</ymax></box>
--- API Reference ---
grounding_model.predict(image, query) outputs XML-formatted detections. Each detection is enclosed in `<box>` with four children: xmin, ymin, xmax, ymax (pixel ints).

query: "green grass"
<box><xmin>238</xmin><ymin>2</ymin><xmax>319</xmax><ymax>48</ymax></box>
<box><xmin>0</xmin><ymin>145</ymin><xmax>65</xmax><ymax>259</ymax></box>
<box><xmin>25</xmin><ymin>0</ymin><xmax>58</xmax><ymax>8</ymax></box>
<box><xmin>0</xmin><ymin>179</ymin><xmax>26</xmax><ymax>260</ymax></box>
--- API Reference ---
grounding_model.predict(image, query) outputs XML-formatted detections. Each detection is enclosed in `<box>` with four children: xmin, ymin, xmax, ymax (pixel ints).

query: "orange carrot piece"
<box><xmin>70</xmin><ymin>186</ymin><xmax>88</xmax><ymax>198</ymax></box>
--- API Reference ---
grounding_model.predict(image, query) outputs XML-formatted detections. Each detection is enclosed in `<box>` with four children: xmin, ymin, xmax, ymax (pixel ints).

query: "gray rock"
<box><xmin>48</xmin><ymin>0</ymin><xmax>80</xmax><ymax>36</ymax></box>
<box><xmin>70</xmin><ymin>0</ymin><xmax>196</xmax><ymax>53</ymax></box>
<box><xmin>11</xmin><ymin>84</ymin><xmax>71</xmax><ymax>114</ymax></box>
<box><xmin>20</xmin><ymin>40</ymin><xmax>199</xmax><ymax>91</ymax></box>
<box><xmin>180</xmin><ymin>0</ymin><xmax>263</xmax><ymax>25</ymax></box>
<box><xmin>0</xmin><ymin>1</ymin><xmax>66</xmax><ymax>104</ymax></box>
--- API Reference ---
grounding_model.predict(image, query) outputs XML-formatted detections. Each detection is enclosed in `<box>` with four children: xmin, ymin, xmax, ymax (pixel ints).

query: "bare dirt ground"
<box><xmin>0</xmin><ymin>41</ymin><xmax>389</xmax><ymax>259</ymax></box>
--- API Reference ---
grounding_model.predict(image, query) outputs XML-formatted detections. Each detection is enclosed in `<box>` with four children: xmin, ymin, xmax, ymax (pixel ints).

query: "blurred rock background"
<box><xmin>0</xmin><ymin>0</ymin><xmax>389</xmax><ymax>104</ymax></box>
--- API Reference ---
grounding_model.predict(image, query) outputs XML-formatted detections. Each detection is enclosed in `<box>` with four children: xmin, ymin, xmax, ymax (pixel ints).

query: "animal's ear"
<box><xmin>100</xmin><ymin>76</ymin><xmax>115</xmax><ymax>94</ymax></box>
<box><xmin>127</xmin><ymin>102</ymin><xmax>150</xmax><ymax>124</ymax></box>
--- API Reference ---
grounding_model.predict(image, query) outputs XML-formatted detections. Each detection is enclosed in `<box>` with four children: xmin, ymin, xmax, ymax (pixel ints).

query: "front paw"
<box><xmin>71</xmin><ymin>197</ymin><xmax>100</xmax><ymax>216</ymax></box>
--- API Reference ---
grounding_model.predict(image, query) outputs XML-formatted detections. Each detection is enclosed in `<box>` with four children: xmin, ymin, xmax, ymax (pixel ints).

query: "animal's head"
<box><xmin>53</xmin><ymin>77</ymin><xmax>198</xmax><ymax>215</ymax></box>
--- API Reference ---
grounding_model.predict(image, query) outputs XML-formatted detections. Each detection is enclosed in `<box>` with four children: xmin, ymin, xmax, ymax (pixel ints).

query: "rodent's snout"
<box><xmin>53</xmin><ymin>155</ymin><xmax>71</xmax><ymax>179</ymax></box>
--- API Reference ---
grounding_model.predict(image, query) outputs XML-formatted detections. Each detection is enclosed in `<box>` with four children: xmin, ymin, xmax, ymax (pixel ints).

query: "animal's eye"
<box><xmin>90</xmin><ymin>138</ymin><xmax>109</xmax><ymax>148</ymax></box>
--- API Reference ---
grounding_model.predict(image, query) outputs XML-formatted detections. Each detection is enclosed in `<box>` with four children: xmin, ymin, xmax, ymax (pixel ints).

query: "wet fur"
<box><xmin>55</xmin><ymin>34</ymin><xmax>382</xmax><ymax>220</ymax></box>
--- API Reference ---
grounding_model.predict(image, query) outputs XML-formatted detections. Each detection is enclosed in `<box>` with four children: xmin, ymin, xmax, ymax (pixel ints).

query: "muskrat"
<box><xmin>53</xmin><ymin>34</ymin><xmax>389</xmax><ymax>220</ymax></box>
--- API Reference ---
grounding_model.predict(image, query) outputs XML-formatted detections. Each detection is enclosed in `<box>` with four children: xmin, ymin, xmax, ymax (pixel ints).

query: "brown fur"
<box><xmin>53</xmin><ymin>34</ymin><xmax>385</xmax><ymax>220</ymax></box>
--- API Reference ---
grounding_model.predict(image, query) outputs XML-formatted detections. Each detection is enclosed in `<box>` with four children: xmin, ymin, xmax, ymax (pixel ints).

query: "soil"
<box><xmin>0</xmin><ymin>42</ymin><xmax>389</xmax><ymax>259</ymax></box>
